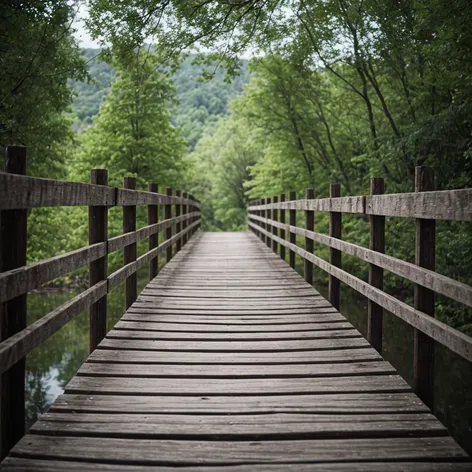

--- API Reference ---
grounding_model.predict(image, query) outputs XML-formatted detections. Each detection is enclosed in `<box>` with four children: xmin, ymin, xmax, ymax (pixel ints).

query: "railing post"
<box><xmin>89</xmin><ymin>169</ymin><xmax>108</xmax><ymax>352</ymax></box>
<box><xmin>280</xmin><ymin>194</ymin><xmax>286</xmax><ymax>261</ymax></box>
<box><xmin>182</xmin><ymin>192</ymin><xmax>188</xmax><ymax>246</ymax></box>
<box><xmin>304</xmin><ymin>188</ymin><xmax>314</xmax><ymax>285</ymax></box>
<box><xmin>148</xmin><ymin>183</ymin><xmax>158</xmax><ymax>280</ymax></box>
<box><xmin>367</xmin><ymin>177</ymin><xmax>385</xmax><ymax>352</ymax></box>
<box><xmin>260</xmin><ymin>198</ymin><xmax>266</xmax><ymax>244</ymax></box>
<box><xmin>329</xmin><ymin>184</ymin><xmax>342</xmax><ymax>310</ymax></box>
<box><xmin>123</xmin><ymin>177</ymin><xmax>137</xmax><ymax>310</ymax></box>
<box><xmin>266</xmin><ymin>197</ymin><xmax>271</xmax><ymax>248</ymax></box>
<box><xmin>289</xmin><ymin>191</ymin><xmax>296</xmax><ymax>268</ymax></box>
<box><xmin>165</xmin><ymin>187</ymin><xmax>173</xmax><ymax>262</ymax></box>
<box><xmin>176</xmin><ymin>190</ymin><xmax>182</xmax><ymax>252</ymax></box>
<box><xmin>414</xmin><ymin>166</ymin><xmax>436</xmax><ymax>409</ymax></box>
<box><xmin>272</xmin><ymin>196</ymin><xmax>278</xmax><ymax>254</ymax></box>
<box><xmin>1</xmin><ymin>146</ymin><xmax>27</xmax><ymax>460</ymax></box>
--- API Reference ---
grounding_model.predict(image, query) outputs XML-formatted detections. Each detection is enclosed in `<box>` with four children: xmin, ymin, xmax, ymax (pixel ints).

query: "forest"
<box><xmin>1</xmin><ymin>0</ymin><xmax>470</xmax><ymax>335</ymax></box>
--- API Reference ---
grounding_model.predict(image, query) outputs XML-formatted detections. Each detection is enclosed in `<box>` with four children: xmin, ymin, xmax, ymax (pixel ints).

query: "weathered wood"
<box><xmin>0</xmin><ymin>146</ymin><xmax>27</xmax><ymax>460</ymax></box>
<box><xmin>123</xmin><ymin>177</ymin><xmax>137</xmax><ymax>310</ymax></box>
<box><xmin>249</xmin><ymin>222</ymin><xmax>472</xmax><ymax>362</ymax></box>
<box><xmin>50</xmin><ymin>392</ymin><xmax>429</xmax><ymax>414</ymax></box>
<box><xmin>365</xmin><ymin>188</ymin><xmax>472</xmax><ymax>220</ymax></box>
<box><xmin>0</xmin><ymin>172</ymin><xmax>116</xmax><ymax>209</ymax></box>
<box><xmin>176</xmin><ymin>190</ymin><xmax>182</xmax><ymax>252</ymax></box>
<box><xmin>88</xmin><ymin>169</ymin><xmax>108</xmax><ymax>353</ymax></box>
<box><xmin>279</xmin><ymin>193</ymin><xmax>286</xmax><ymax>261</ymax></box>
<box><xmin>329</xmin><ymin>184</ymin><xmax>341</xmax><ymax>310</ymax></box>
<box><xmin>289</xmin><ymin>190</ymin><xmax>296</xmax><ymax>268</ymax></box>
<box><xmin>266</xmin><ymin>197</ymin><xmax>272</xmax><ymax>248</ymax></box>
<box><xmin>368</xmin><ymin>177</ymin><xmax>385</xmax><ymax>353</ymax></box>
<box><xmin>248</xmin><ymin>213</ymin><xmax>472</xmax><ymax>308</ymax></box>
<box><xmin>182</xmin><ymin>192</ymin><xmax>188</xmax><ymax>246</ymax></box>
<box><xmin>9</xmin><ymin>436</ymin><xmax>468</xmax><ymax>465</ymax></box>
<box><xmin>3</xmin><ymin>458</ymin><xmax>470</xmax><ymax>472</ymax></box>
<box><xmin>0</xmin><ymin>242</ymin><xmax>106</xmax><ymax>304</ymax></box>
<box><xmin>272</xmin><ymin>196</ymin><xmax>278</xmax><ymax>254</ymax></box>
<box><xmin>414</xmin><ymin>166</ymin><xmax>436</xmax><ymax>409</ymax></box>
<box><xmin>249</xmin><ymin>196</ymin><xmax>366</xmax><ymax>214</ymax></box>
<box><xmin>165</xmin><ymin>187</ymin><xmax>172</xmax><ymax>263</ymax></box>
<box><xmin>147</xmin><ymin>183</ymin><xmax>158</xmax><ymax>280</ymax></box>
<box><xmin>116</xmin><ymin>188</ymin><xmax>200</xmax><ymax>209</ymax></box>
<box><xmin>305</xmin><ymin>188</ymin><xmax>314</xmax><ymax>285</ymax></box>
<box><xmin>0</xmin><ymin>282</ymin><xmax>107</xmax><ymax>375</ymax></box>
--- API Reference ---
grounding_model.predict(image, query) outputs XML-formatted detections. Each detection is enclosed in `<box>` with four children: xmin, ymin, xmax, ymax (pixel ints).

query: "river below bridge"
<box><xmin>25</xmin><ymin>266</ymin><xmax>472</xmax><ymax>455</ymax></box>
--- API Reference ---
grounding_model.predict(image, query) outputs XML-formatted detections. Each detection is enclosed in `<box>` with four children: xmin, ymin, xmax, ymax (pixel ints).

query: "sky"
<box><xmin>72</xmin><ymin>2</ymin><xmax>100</xmax><ymax>49</ymax></box>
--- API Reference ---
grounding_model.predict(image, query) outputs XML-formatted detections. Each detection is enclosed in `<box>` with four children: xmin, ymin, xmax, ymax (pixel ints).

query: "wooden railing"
<box><xmin>248</xmin><ymin>166</ymin><xmax>472</xmax><ymax>409</ymax></box>
<box><xmin>0</xmin><ymin>146</ymin><xmax>201</xmax><ymax>458</ymax></box>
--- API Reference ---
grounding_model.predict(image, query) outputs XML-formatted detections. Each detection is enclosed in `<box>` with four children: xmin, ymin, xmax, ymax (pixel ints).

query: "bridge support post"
<box><xmin>182</xmin><ymin>192</ymin><xmax>188</xmax><ymax>246</ymax></box>
<box><xmin>166</xmin><ymin>188</ymin><xmax>173</xmax><ymax>262</ymax></box>
<box><xmin>176</xmin><ymin>190</ymin><xmax>182</xmax><ymax>252</ymax></box>
<box><xmin>414</xmin><ymin>166</ymin><xmax>436</xmax><ymax>409</ymax></box>
<box><xmin>280</xmin><ymin>194</ymin><xmax>286</xmax><ymax>261</ymax></box>
<box><xmin>148</xmin><ymin>183</ymin><xmax>158</xmax><ymax>280</ymax></box>
<box><xmin>1</xmin><ymin>146</ymin><xmax>27</xmax><ymax>460</ymax></box>
<box><xmin>89</xmin><ymin>169</ymin><xmax>108</xmax><ymax>352</ymax></box>
<box><xmin>265</xmin><ymin>197</ymin><xmax>271</xmax><ymax>248</ymax></box>
<box><xmin>304</xmin><ymin>188</ymin><xmax>314</xmax><ymax>285</ymax></box>
<box><xmin>289</xmin><ymin>191</ymin><xmax>297</xmax><ymax>268</ymax></box>
<box><xmin>367</xmin><ymin>177</ymin><xmax>385</xmax><ymax>353</ymax></box>
<box><xmin>272</xmin><ymin>196</ymin><xmax>278</xmax><ymax>254</ymax></box>
<box><xmin>329</xmin><ymin>184</ymin><xmax>342</xmax><ymax>310</ymax></box>
<box><xmin>123</xmin><ymin>177</ymin><xmax>137</xmax><ymax>310</ymax></box>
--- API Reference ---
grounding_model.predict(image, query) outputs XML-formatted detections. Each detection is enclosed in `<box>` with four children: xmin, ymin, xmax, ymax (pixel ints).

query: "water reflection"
<box><xmin>25</xmin><ymin>266</ymin><xmax>472</xmax><ymax>455</ymax></box>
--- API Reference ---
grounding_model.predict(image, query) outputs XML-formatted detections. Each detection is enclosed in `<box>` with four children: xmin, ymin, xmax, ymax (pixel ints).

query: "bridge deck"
<box><xmin>2</xmin><ymin>232</ymin><xmax>470</xmax><ymax>470</ymax></box>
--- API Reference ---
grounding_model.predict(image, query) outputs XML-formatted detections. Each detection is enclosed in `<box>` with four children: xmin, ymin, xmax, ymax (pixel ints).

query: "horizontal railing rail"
<box><xmin>0</xmin><ymin>146</ymin><xmax>201</xmax><ymax>459</ymax></box>
<box><xmin>248</xmin><ymin>166</ymin><xmax>472</xmax><ymax>412</ymax></box>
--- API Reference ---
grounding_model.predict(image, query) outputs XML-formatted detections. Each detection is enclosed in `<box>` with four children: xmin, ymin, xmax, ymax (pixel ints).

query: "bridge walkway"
<box><xmin>2</xmin><ymin>232</ymin><xmax>470</xmax><ymax>470</ymax></box>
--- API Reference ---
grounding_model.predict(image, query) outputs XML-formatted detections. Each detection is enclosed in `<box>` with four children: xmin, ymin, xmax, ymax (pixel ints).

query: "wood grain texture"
<box><xmin>2</xmin><ymin>231</ymin><xmax>468</xmax><ymax>469</ymax></box>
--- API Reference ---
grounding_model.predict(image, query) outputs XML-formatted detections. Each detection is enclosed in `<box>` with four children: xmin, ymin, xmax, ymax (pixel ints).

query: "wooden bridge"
<box><xmin>1</xmin><ymin>146</ymin><xmax>472</xmax><ymax>470</ymax></box>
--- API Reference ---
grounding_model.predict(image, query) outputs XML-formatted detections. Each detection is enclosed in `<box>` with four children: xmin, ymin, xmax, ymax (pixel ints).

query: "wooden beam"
<box><xmin>176</xmin><ymin>190</ymin><xmax>182</xmax><ymax>252</ymax></box>
<box><xmin>414</xmin><ymin>167</ymin><xmax>436</xmax><ymax>410</ymax></box>
<box><xmin>329</xmin><ymin>184</ymin><xmax>342</xmax><ymax>310</ymax></box>
<box><xmin>123</xmin><ymin>177</ymin><xmax>137</xmax><ymax>310</ymax></box>
<box><xmin>147</xmin><ymin>183</ymin><xmax>158</xmax><ymax>281</ymax></box>
<box><xmin>89</xmin><ymin>169</ymin><xmax>108</xmax><ymax>353</ymax></box>
<box><xmin>304</xmin><ymin>189</ymin><xmax>314</xmax><ymax>285</ymax></box>
<box><xmin>289</xmin><ymin>191</ymin><xmax>296</xmax><ymax>269</ymax></box>
<box><xmin>280</xmin><ymin>194</ymin><xmax>286</xmax><ymax>261</ymax></box>
<box><xmin>0</xmin><ymin>146</ymin><xmax>27</xmax><ymax>460</ymax></box>
<box><xmin>165</xmin><ymin>188</ymin><xmax>173</xmax><ymax>263</ymax></box>
<box><xmin>368</xmin><ymin>178</ymin><xmax>385</xmax><ymax>353</ymax></box>
<box><xmin>272</xmin><ymin>196</ymin><xmax>278</xmax><ymax>254</ymax></box>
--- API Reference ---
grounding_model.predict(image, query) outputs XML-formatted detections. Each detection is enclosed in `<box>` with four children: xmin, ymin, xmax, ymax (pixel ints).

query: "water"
<box><xmin>26</xmin><ymin>267</ymin><xmax>472</xmax><ymax>454</ymax></box>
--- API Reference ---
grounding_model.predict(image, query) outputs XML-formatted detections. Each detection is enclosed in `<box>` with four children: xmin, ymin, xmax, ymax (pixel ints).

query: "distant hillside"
<box><xmin>70</xmin><ymin>49</ymin><xmax>250</xmax><ymax>149</ymax></box>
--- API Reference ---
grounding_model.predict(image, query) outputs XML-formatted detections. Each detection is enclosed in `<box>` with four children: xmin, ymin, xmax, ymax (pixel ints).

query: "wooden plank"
<box><xmin>50</xmin><ymin>392</ymin><xmax>429</xmax><ymax>414</ymax></box>
<box><xmin>78</xmin><ymin>361</ymin><xmax>396</xmax><ymax>378</ymax></box>
<box><xmin>0</xmin><ymin>282</ymin><xmax>107</xmax><ymax>375</ymax></box>
<box><xmin>116</xmin><ymin>188</ymin><xmax>200</xmax><ymax>209</ymax></box>
<box><xmin>104</xmin><ymin>328</ymin><xmax>360</xmax><ymax>341</ymax></box>
<box><xmin>1</xmin><ymin>146</ymin><xmax>27</xmax><ymax>459</ymax></box>
<box><xmin>147</xmin><ymin>183</ymin><xmax>158</xmax><ymax>280</ymax></box>
<box><xmin>0</xmin><ymin>172</ymin><xmax>115</xmax><ymax>209</ymax></box>
<box><xmin>65</xmin><ymin>375</ymin><xmax>411</xmax><ymax>395</ymax></box>
<box><xmin>87</xmin><ymin>348</ymin><xmax>383</xmax><ymax>364</ymax></box>
<box><xmin>97</xmin><ymin>337</ymin><xmax>371</xmax><ymax>352</ymax></box>
<box><xmin>272</xmin><ymin>195</ymin><xmax>278</xmax><ymax>253</ymax></box>
<box><xmin>113</xmin><ymin>320</ymin><xmax>354</xmax><ymax>332</ymax></box>
<box><xmin>0</xmin><ymin>242</ymin><xmax>106</xmax><ymax>303</ymax></box>
<box><xmin>165</xmin><ymin>187</ymin><xmax>172</xmax><ymax>263</ymax></box>
<box><xmin>367</xmin><ymin>177</ymin><xmax>385</xmax><ymax>352</ymax></box>
<box><xmin>305</xmin><ymin>188</ymin><xmax>314</xmax><ymax>286</ymax></box>
<box><xmin>414</xmin><ymin>166</ymin><xmax>436</xmax><ymax>409</ymax></box>
<box><xmin>249</xmin><ymin>222</ymin><xmax>472</xmax><ymax>362</ymax></box>
<box><xmin>329</xmin><ymin>183</ymin><xmax>342</xmax><ymax>309</ymax></box>
<box><xmin>89</xmin><ymin>169</ymin><xmax>108</xmax><ymax>352</ymax></box>
<box><xmin>249</xmin><ymin>195</ymin><xmax>366</xmax><ymax>214</ymax></box>
<box><xmin>3</xmin><ymin>458</ymin><xmax>471</xmax><ymax>471</ymax></box>
<box><xmin>9</xmin><ymin>436</ymin><xmax>467</xmax><ymax>464</ymax></box>
<box><xmin>123</xmin><ymin>177</ymin><xmax>137</xmax><ymax>310</ymax></box>
<box><xmin>31</xmin><ymin>412</ymin><xmax>446</xmax><ymax>439</ymax></box>
<box><xmin>366</xmin><ymin>188</ymin><xmax>472</xmax><ymax>220</ymax></box>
